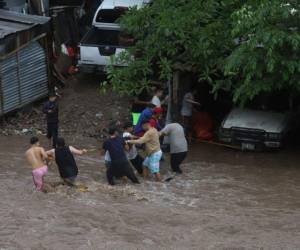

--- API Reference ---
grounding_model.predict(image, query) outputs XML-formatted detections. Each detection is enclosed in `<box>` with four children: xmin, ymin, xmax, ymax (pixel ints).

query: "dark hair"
<box><xmin>141</xmin><ymin>119</ymin><xmax>150</xmax><ymax>125</ymax></box>
<box><xmin>30</xmin><ymin>136</ymin><xmax>39</xmax><ymax>145</ymax></box>
<box><xmin>109</xmin><ymin>120</ymin><xmax>120</xmax><ymax>127</ymax></box>
<box><xmin>56</xmin><ymin>137</ymin><xmax>66</xmax><ymax>148</ymax></box>
<box><xmin>108</xmin><ymin>127</ymin><xmax>117</xmax><ymax>135</ymax></box>
<box><xmin>49</xmin><ymin>91</ymin><xmax>56</xmax><ymax>98</ymax></box>
<box><xmin>147</xmin><ymin>103</ymin><xmax>156</xmax><ymax>109</ymax></box>
<box><xmin>189</xmin><ymin>85</ymin><xmax>197</xmax><ymax>93</ymax></box>
<box><xmin>155</xmin><ymin>87</ymin><xmax>163</xmax><ymax>93</ymax></box>
<box><xmin>123</xmin><ymin>121</ymin><xmax>133</xmax><ymax>130</ymax></box>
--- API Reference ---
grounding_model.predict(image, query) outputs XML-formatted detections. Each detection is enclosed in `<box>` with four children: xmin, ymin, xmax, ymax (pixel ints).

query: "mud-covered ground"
<box><xmin>0</xmin><ymin>135</ymin><xmax>300</xmax><ymax>250</ymax></box>
<box><xmin>0</xmin><ymin>74</ymin><xmax>131</xmax><ymax>139</ymax></box>
<box><xmin>1</xmin><ymin>75</ymin><xmax>300</xmax><ymax>249</ymax></box>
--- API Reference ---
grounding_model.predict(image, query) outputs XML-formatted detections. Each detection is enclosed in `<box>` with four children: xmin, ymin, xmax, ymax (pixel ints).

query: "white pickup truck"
<box><xmin>78</xmin><ymin>0</ymin><xmax>150</xmax><ymax>73</ymax></box>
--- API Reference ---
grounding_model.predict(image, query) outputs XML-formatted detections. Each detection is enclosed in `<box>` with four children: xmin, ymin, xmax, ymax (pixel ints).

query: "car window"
<box><xmin>85</xmin><ymin>29</ymin><xmax>134</xmax><ymax>47</ymax></box>
<box><xmin>96</xmin><ymin>8</ymin><xmax>128</xmax><ymax>23</ymax></box>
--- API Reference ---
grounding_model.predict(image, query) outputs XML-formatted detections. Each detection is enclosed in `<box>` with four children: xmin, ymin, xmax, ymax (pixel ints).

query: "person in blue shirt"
<box><xmin>134</xmin><ymin>104</ymin><xmax>155</xmax><ymax>136</ymax></box>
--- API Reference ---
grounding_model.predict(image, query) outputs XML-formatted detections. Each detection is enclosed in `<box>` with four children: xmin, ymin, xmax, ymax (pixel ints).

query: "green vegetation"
<box><xmin>105</xmin><ymin>0</ymin><xmax>300</xmax><ymax>105</ymax></box>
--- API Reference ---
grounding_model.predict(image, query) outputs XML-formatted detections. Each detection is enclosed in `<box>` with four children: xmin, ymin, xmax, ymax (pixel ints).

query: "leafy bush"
<box><xmin>105</xmin><ymin>0</ymin><xmax>300</xmax><ymax>105</ymax></box>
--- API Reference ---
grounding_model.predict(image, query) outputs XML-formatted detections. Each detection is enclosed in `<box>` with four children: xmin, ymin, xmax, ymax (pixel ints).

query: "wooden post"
<box><xmin>29</xmin><ymin>0</ymin><xmax>43</xmax><ymax>15</ymax></box>
<box><xmin>165</xmin><ymin>78</ymin><xmax>172</xmax><ymax>124</ymax></box>
<box><xmin>171</xmin><ymin>71</ymin><xmax>180</xmax><ymax>122</ymax></box>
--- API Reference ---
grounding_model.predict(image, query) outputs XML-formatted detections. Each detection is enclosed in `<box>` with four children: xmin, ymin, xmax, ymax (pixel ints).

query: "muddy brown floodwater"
<box><xmin>0</xmin><ymin>135</ymin><xmax>300</xmax><ymax>250</ymax></box>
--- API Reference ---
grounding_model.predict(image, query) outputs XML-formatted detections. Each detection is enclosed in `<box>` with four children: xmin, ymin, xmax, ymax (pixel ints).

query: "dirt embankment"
<box><xmin>58</xmin><ymin>74</ymin><xmax>132</xmax><ymax>139</ymax></box>
<box><xmin>0</xmin><ymin>74</ymin><xmax>132</xmax><ymax>140</ymax></box>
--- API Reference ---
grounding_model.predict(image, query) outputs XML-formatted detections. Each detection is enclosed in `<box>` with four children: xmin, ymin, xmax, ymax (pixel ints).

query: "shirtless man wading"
<box><xmin>25</xmin><ymin>137</ymin><xmax>49</xmax><ymax>192</ymax></box>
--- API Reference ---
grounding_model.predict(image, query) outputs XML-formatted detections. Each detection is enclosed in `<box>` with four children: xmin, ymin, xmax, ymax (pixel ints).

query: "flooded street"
<box><xmin>0</xmin><ymin>136</ymin><xmax>300</xmax><ymax>249</ymax></box>
<box><xmin>2</xmin><ymin>0</ymin><xmax>300</xmax><ymax>248</ymax></box>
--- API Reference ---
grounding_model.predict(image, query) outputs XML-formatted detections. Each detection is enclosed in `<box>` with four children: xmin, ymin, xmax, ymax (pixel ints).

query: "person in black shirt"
<box><xmin>131</xmin><ymin>89</ymin><xmax>152</xmax><ymax>126</ymax></box>
<box><xmin>47</xmin><ymin>137</ymin><xmax>87</xmax><ymax>186</ymax></box>
<box><xmin>43</xmin><ymin>94</ymin><xmax>59</xmax><ymax>148</ymax></box>
<box><xmin>102</xmin><ymin>127</ymin><xmax>140</xmax><ymax>185</ymax></box>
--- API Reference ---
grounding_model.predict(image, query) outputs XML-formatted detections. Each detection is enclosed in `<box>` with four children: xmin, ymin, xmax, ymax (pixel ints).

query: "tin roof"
<box><xmin>0</xmin><ymin>9</ymin><xmax>50</xmax><ymax>39</ymax></box>
<box><xmin>0</xmin><ymin>10</ymin><xmax>50</xmax><ymax>57</ymax></box>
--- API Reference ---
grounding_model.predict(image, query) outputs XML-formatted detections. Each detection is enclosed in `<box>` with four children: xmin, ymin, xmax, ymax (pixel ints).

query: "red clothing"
<box><xmin>136</xmin><ymin>118</ymin><xmax>160</xmax><ymax>138</ymax></box>
<box><xmin>149</xmin><ymin>118</ymin><xmax>158</xmax><ymax>129</ymax></box>
<box><xmin>136</xmin><ymin>131</ymin><xmax>145</xmax><ymax>137</ymax></box>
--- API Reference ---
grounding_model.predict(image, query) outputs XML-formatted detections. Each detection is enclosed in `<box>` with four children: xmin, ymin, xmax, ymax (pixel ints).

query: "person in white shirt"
<box><xmin>151</xmin><ymin>87</ymin><xmax>166</xmax><ymax>107</ymax></box>
<box><xmin>123</xmin><ymin>122</ymin><xmax>144</xmax><ymax>175</ymax></box>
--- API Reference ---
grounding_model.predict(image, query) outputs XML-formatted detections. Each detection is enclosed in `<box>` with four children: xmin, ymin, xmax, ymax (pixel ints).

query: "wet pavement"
<box><xmin>0</xmin><ymin>135</ymin><xmax>300</xmax><ymax>249</ymax></box>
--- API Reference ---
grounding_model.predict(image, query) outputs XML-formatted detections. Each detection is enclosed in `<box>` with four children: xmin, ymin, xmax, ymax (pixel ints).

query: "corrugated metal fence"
<box><xmin>0</xmin><ymin>41</ymin><xmax>48</xmax><ymax>115</ymax></box>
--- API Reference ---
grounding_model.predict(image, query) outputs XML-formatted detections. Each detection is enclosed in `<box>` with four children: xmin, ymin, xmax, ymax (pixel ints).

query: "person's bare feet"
<box><xmin>42</xmin><ymin>183</ymin><xmax>55</xmax><ymax>193</ymax></box>
<box><xmin>143</xmin><ymin>168</ymin><xmax>150</xmax><ymax>180</ymax></box>
<box><xmin>122</xmin><ymin>176</ymin><xmax>128</xmax><ymax>183</ymax></box>
<box><xmin>154</xmin><ymin>173</ymin><xmax>162</xmax><ymax>182</ymax></box>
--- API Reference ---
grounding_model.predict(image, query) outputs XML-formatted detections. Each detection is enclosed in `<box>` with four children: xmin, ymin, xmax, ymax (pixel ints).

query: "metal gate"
<box><xmin>0</xmin><ymin>41</ymin><xmax>48</xmax><ymax>115</ymax></box>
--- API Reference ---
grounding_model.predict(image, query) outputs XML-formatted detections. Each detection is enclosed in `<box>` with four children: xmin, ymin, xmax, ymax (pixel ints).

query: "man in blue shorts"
<box><xmin>128</xmin><ymin>120</ymin><xmax>162</xmax><ymax>181</ymax></box>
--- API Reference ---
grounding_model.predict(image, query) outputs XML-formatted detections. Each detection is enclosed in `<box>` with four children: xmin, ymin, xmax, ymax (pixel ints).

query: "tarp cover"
<box><xmin>193</xmin><ymin>111</ymin><xmax>214</xmax><ymax>141</ymax></box>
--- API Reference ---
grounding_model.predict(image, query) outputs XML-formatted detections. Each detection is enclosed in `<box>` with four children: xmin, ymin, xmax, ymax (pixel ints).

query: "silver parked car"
<box><xmin>218</xmin><ymin>108</ymin><xmax>292</xmax><ymax>150</ymax></box>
